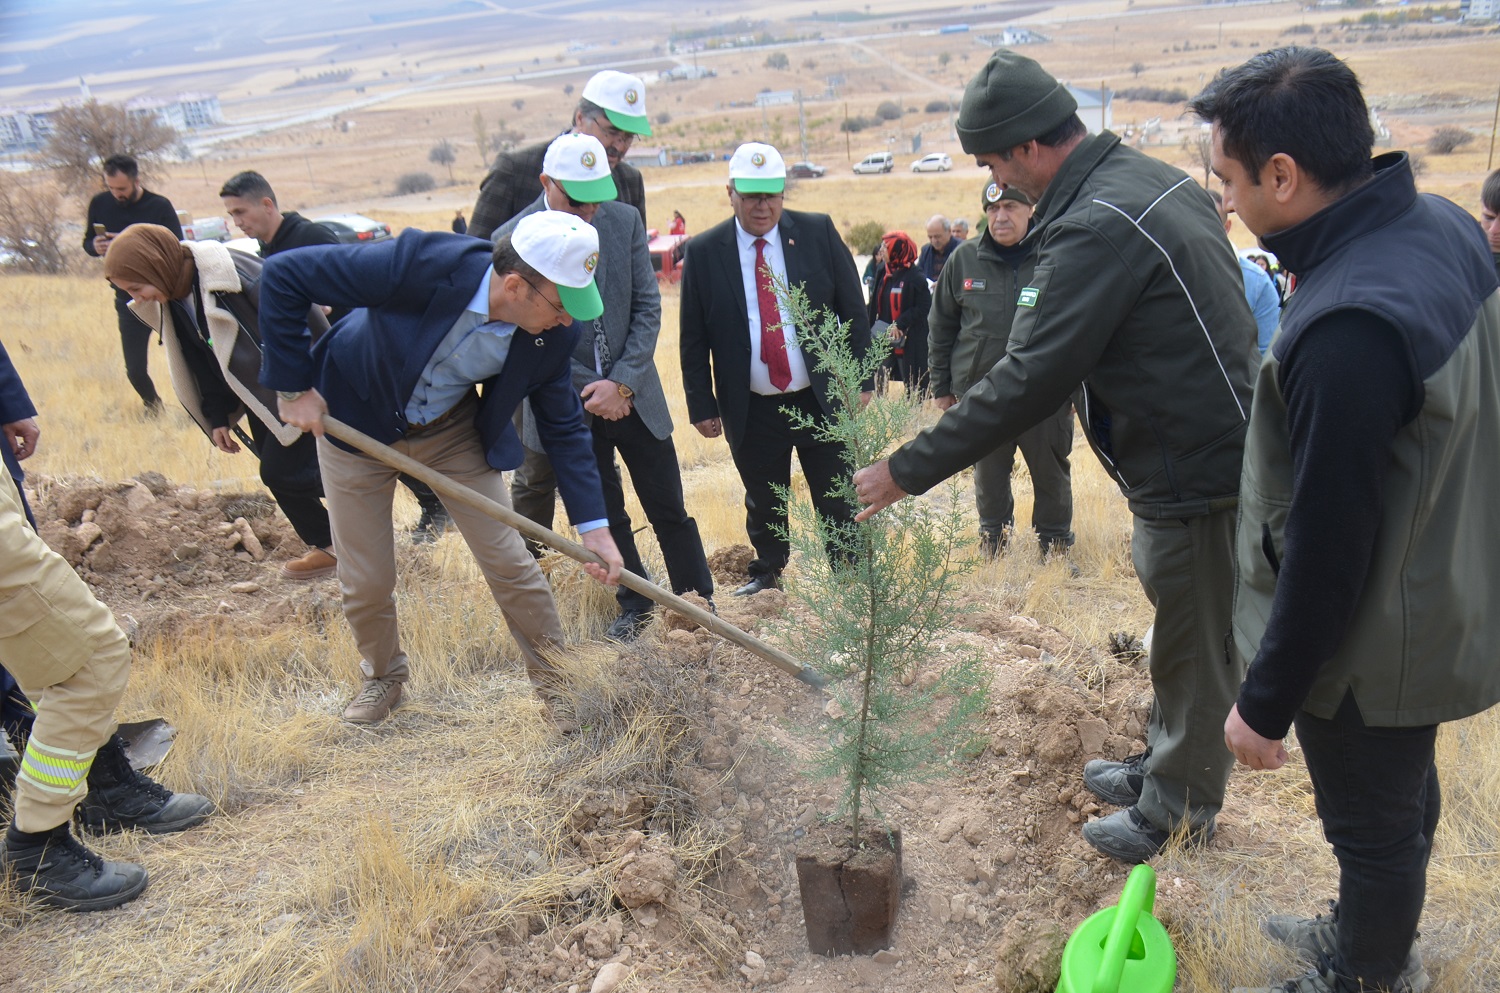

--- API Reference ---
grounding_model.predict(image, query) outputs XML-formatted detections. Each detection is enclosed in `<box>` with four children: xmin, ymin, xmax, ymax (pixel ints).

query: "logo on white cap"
<box><xmin>510</xmin><ymin>210</ymin><xmax>604</xmax><ymax>321</ymax></box>
<box><xmin>543</xmin><ymin>133</ymin><xmax>618</xmax><ymax>204</ymax></box>
<box><xmin>581</xmin><ymin>70</ymin><xmax>651</xmax><ymax>137</ymax></box>
<box><xmin>729</xmin><ymin>142</ymin><xmax>786</xmax><ymax>195</ymax></box>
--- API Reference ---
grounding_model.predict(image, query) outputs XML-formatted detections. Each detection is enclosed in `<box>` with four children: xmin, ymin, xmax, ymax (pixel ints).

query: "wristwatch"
<box><xmin>277</xmin><ymin>390</ymin><xmax>307</xmax><ymax>401</ymax></box>
<box><xmin>616</xmin><ymin>383</ymin><xmax>635</xmax><ymax>399</ymax></box>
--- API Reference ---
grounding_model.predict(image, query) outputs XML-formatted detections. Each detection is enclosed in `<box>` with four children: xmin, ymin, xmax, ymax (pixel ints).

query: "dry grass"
<box><xmin>10</xmin><ymin>260</ymin><xmax>1498</xmax><ymax>990</ymax></box>
<box><xmin>5</xmin><ymin>7</ymin><xmax>1500</xmax><ymax>981</ymax></box>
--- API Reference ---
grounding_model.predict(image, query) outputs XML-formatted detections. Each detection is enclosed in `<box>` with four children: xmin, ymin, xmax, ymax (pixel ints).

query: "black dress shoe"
<box><xmin>605</xmin><ymin>607</ymin><xmax>652</xmax><ymax>642</ymax></box>
<box><xmin>731</xmin><ymin>576</ymin><xmax>779</xmax><ymax>597</ymax></box>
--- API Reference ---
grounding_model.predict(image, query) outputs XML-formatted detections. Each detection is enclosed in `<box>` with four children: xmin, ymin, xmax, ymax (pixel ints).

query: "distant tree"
<box><xmin>1426</xmin><ymin>126</ymin><xmax>1474</xmax><ymax>155</ymax></box>
<box><xmin>471</xmin><ymin>110</ymin><xmax>491</xmax><ymax>168</ymax></box>
<box><xmin>40</xmin><ymin>101</ymin><xmax>179</xmax><ymax>196</ymax></box>
<box><xmin>924</xmin><ymin>99</ymin><xmax>952</xmax><ymax>113</ymax></box>
<box><xmin>0</xmin><ymin>174</ymin><xmax>70</xmax><ymax>274</ymax></box>
<box><xmin>765</xmin><ymin>51</ymin><xmax>790</xmax><ymax>70</ymax></box>
<box><xmin>563</xmin><ymin>83</ymin><xmax>574</xmax><ymax>97</ymax></box>
<box><xmin>656</xmin><ymin>112</ymin><xmax>672</xmax><ymax>125</ymax></box>
<box><xmin>875</xmin><ymin>101</ymin><xmax>903</xmax><ymax>121</ymax></box>
<box><xmin>1131</xmin><ymin>61</ymin><xmax>1146</xmax><ymax>77</ymax></box>
<box><xmin>512</xmin><ymin>98</ymin><xmax>526</xmax><ymax>112</ymax></box>
<box><xmin>428</xmin><ymin>139</ymin><xmax>457</xmax><ymax>182</ymax></box>
<box><xmin>394</xmin><ymin>171</ymin><xmax>436</xmax><ymax>195</ymax></box>
<box><xmin>803</xmin><ymin>58</ymin><xmax>819</xmax><ymax>70</ymax></box>
<box><xmin>938</xmin><ymin>51</ymin><xmax>952</xmax><ymax>67</ymax></box>
<box><xmin>1183</xmin><ymin>128</ymin><xmax>1213</xmax><ymax>187</ymax></box>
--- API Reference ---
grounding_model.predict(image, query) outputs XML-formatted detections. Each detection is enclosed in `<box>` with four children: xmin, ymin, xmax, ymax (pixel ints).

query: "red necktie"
<box><xmin>754</xmin><ymin>237</ymin><xmax>793</xmax><ymax>390</ymax></box>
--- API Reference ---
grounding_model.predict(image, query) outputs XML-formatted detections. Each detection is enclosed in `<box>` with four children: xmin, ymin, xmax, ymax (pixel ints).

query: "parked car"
<box><xmin>787</xmin><ymin>161</ymin><xmax>827</xmax><ymax>179</ymax></box>
<box><xmin>911</xmin><ymin>153</ymin><xmax>954</xmax><ymax>173</ymax></box>
<box><xmin>313</xmin><ymin>214</ymin><xmax>392</xmax><ymax>244</ymax></box>
<box><xmin>852</xmin><ymin>152</ymin><xmax>894</xmax><ymax>175</ymax></box>
<box><xmin>177</xmin><ymin>212</ymin><xmax>231</xmax><ymax>242</ymax></box>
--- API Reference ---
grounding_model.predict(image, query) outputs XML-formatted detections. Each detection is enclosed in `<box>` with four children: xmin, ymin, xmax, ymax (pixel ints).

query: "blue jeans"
<box><xmin>1295</xmin><ymin>691</ymin><xmax>1440</xmax><ymax>992</ymax></box>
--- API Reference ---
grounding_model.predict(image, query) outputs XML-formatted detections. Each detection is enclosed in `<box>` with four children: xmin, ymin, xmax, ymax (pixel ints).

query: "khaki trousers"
<box><xmin>0</xmin><ymin>477</ymin><xmax>129</xmax><ymax>832</ymax></box>
<box><xmin>316</xmin><ymin>401</ymin><xmax>565</xmax><ymax>687</ymax></box>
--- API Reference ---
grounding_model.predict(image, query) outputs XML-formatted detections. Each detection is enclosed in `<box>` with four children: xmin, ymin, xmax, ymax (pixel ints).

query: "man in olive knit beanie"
<box><xmin>854</xmin><ymin>49</ymin><xmax>1257</xmax><ymax>863</ymax></box>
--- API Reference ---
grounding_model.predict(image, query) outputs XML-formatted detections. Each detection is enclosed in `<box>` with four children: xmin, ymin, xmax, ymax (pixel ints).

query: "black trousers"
<box><xmin>511</xmin><ymin>410</ymin><xmax>713</xmax><ymax>611</ymax></box>
<box><xmin>733</xmin><ymin>389</ymin><xmax>854</xmax><ymax>581</ymax></box>
<box><xmin>247</xmin><ymin>417</ymin><xmax>333</xmax><ymax>550</ymax></box>
<box><xmin>591</xmin><ymin>410</ymin><xmax>712</xmax><ymax>610</ymax></box>
<box><xmin>113</xmin><ymin>292</ymin><xmax>159</xmax><ymax>407</ymax></box>
<box><xmin>1295</xmin><ymin>691</ymin><xmax>1440</xmax><ymax>992</ymax></box>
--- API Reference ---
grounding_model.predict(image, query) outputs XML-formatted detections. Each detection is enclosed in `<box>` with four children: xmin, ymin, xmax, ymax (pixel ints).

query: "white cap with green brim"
<box><xmin>728</xmin><ymin>142</ymin><xmax>786</xmax><ymax>195</ymax></box>
<box><xmin>511</xmin><ymin>210</ymin><xmax>603</xmax><ymax>322</ymax></box>
<box><xmin>544</xmin><ymin>133</ymin><xmax>618</xmax><ymax>203</ymax></box>
<box><xmin>582</xmin><ymin>70</ymin><xmax>651</xmax><ymax>137</ymax></box>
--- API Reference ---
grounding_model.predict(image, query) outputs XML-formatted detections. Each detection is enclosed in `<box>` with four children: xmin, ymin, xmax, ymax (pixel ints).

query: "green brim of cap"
<box><xmin>602</xmin><ymin>108</ymin><xmax>651</xmax><ymax>137</ymax></box>
<box><xmin>557</xmin><ymin>279</ymin><xmax>604</xmax><ymax>322</ymax></box>
<box><xmin>558</xmin><ymin>173</ymin><xmax>619</xmax><ymax>203</ymax></box>
<box><xmin>733</xmin><ymin>176</ymin><xmax>785</xmax><ymax>194</ymax></box>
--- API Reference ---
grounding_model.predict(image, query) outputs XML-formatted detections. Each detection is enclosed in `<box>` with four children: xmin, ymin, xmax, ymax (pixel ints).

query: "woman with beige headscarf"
<box><xmin>104</xmin><ymin>224</ymin><xmax>338</xmax><ymax>579</ymax></box>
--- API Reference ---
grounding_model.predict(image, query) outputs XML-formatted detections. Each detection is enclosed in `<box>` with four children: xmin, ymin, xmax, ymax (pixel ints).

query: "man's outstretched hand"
<box><xmin>852</xmin><ymin>459</ymin><xmax>908</xmax><ymax>522</ymax></box>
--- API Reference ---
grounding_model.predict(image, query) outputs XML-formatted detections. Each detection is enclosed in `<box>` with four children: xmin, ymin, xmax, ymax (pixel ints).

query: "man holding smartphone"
<box><xmin>82</xmin><ymin>154</ymin><xmax>182</xmax><ymax>415</ymax></box>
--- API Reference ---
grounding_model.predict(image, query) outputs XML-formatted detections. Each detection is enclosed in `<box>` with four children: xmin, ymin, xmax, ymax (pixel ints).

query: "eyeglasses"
<box><xmin>588</xmin><ymin>114</ymin><xmax>637</xmax><ymax>149</ymax></box>
<box><xmin>734</xmin><ymin>192</ymin><xmax>784</xmax><ymax>204</ymax></box>
<box><xmin>516</xmin><ymin>272</ymin><xmax>569</xmax><ymax>322</ymax></box>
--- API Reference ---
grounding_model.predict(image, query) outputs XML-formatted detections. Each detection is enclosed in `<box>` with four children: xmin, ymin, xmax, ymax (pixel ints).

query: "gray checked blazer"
<box><xmin>496</xmin><ymin>197</ymin><xmax>672</xmax><ymax>446</ymax></box>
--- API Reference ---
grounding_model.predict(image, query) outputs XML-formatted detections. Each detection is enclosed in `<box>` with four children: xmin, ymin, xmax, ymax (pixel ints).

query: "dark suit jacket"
<box><xmin>469</xmin><ymin>136</ymin><xmax>647</xmax><ymax>241</ymax></box>
<box><xmin>499</xmin><ymin>197</ymin><xmax>671</xmax><ymax>444</ymax></box>
<box><xmin>678</xmin><ymin>209</ymin><xmax>870</xmax><ymax>453</ymax></box>
<box><xmin>0</xmin><ymin>338</ymin><xmax>36</xmax><ymax>485</ymax></box>
<box><xmin>257</xmin><ymin>230</ymin><xmax>606</xmax><ymax>525</ymax></box>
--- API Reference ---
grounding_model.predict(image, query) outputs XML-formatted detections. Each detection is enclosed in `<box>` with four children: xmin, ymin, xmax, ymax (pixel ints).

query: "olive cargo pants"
<box><xmin>1130</xmin><ymin>508</ymin><xmax>1243</xmax><ymax>832</ymax></box>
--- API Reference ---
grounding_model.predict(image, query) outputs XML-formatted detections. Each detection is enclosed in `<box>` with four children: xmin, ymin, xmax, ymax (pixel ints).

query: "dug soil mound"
<box><xmin>19</xmin><ymin>473</ymin><xmax>1172</xmax><ymax>993</ymax></box>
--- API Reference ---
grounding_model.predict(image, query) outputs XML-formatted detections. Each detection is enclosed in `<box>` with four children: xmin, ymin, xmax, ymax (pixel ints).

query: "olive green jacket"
<box><xmin>927</xmin><ymin>231</ymin><xmax>1033</xmax><ymax>400</ymax></box>
<box><xmin>889</xmin><ymin>132</ymin><xmax>1256</xmax><ymax>519</ymax></box>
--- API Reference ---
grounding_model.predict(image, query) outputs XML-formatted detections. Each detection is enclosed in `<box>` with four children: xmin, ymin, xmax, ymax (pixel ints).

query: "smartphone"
<box><xmin>93</xmin><ymin>223</ymin><xmax>107</xmax><ymax>237</ymax></box>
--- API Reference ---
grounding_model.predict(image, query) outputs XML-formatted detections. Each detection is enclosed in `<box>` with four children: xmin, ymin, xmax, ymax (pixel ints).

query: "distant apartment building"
<box><xmin>126</xmin><ymin>93</ymin><xmax>223</xmax><ymax>131</ymax></box>
<box><xmin>1460</xmin><ymin>0</ymin><xmax>1498</xmax><ymax>20</ymax></box>
<box><xmin>0</xmin><ymin>92</ymin><xmax>222</xmax><ymax>152</ymax></box>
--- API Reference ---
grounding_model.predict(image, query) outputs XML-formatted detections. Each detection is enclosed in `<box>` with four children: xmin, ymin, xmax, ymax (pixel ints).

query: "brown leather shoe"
<box><xmin>280</xmin><ymin>548</ymin><xmax>337</xmax><ymax>581</ymax></box>
<box><xmin>342</xmin><ymin>678</ymin><xmax>403</xmax><ymax>724</ymax></box>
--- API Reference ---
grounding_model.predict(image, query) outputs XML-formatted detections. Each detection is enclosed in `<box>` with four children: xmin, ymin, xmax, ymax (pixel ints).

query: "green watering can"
<box><xmin>1057</xmin><ymin>864</ymin><xmax>1176</xmax><ymax>993</ymax></box>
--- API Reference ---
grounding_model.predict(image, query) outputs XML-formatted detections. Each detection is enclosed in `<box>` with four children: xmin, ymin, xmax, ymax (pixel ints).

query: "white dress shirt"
<box><xmin>734</xmin><ymin>220</ymin><xmax>812</xmax><ymax>395</ymax></box>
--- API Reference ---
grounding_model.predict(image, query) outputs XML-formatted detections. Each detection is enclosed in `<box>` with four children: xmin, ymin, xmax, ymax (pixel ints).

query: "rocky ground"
<box><xmin>22</xmin><ymin>472</ymin><xmax>1181</xmax><ymax>993</ymax></box>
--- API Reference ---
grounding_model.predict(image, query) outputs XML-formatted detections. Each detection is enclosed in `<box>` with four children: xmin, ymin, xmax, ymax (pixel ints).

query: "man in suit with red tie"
<box><xmin>679</xmin><ymin>143</ymin><xmax>871</xmax><ymax>595</ymax></box>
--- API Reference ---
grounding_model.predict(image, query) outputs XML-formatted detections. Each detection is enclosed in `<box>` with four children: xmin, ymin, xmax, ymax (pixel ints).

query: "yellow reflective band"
<box><xmin>17</xmin><ymin>739</ymin><xmax>94</xmax><ymax>795</ymax></box>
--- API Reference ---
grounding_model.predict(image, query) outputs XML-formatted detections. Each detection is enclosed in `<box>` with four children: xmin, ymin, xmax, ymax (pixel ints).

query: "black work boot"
<box><xmin>2</xmin><ymin>822</ymin><xmax>148</xmax><ymax>911</ymax></box>
<box><xmin>75</xmin><ymin>735</ymin><xmax>214</xmax><ymax>836</ymax></box>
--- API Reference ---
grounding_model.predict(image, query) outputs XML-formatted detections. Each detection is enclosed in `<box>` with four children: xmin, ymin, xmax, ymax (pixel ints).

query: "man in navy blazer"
<box><xmin>679</xmin><ymin>143</ymin><xmax>871</xmax><ymax>595</ymax></box>
<box><xmin>259</xmin><ymin>212</ymin><xmax>623</xmax><ymax>725</ymax></box>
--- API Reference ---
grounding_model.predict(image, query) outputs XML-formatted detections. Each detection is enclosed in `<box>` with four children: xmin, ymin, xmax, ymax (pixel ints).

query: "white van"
<box><xmin>852</xmin><ymin>152</ymin><xmax>894</xmax><ymax>175</ymax></box>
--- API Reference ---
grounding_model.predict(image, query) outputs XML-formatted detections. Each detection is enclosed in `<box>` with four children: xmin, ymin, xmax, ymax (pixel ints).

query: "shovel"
<box><xmin>321</xmin><ymin>416</ymin><xmax>826</xmax><ymax>689</ymax></box>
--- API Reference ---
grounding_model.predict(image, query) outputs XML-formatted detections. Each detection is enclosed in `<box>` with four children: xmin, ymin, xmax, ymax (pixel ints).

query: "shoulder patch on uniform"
<box><xmin>963</xmin><ymin>278</ymin><xmax>986</xmax><ymax>290</ymax></box>
<box><xmin>1018</xmin><ymin>286</ymin><xmax>1040</xmax><ymax>307</ymax></box>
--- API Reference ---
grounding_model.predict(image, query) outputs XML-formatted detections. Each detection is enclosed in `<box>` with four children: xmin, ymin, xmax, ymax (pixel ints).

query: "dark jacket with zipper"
<box><xmin>927</xmin><ymin>226</ymin><xmax>1033</xmax><ymax>400</ymax></box>
<box><xmin>1233</xmin><ymin>153</ymin><xmax>1500</xmax><ymax>731</ymax></box>
<box><xmin>887</xmin><ymin>131</ymin><xmax>1256</xmax><ymax>519</ymax></box>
